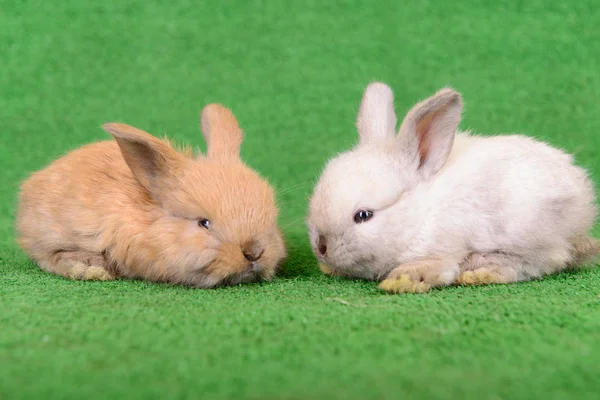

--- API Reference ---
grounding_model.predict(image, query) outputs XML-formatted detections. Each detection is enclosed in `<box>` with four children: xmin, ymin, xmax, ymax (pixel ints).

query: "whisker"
<box><xmin>279</xmin><ymin>182</ymin><xmax>311</xmax><ymax>192</ymax></box>
<box><xmin>277</xmin><ymin>183</ymin><xmax>313</xmax><ymax>197</ymax></box>
<box><xmin>281</xmin><ymin>217</ymin><xmax>308</xmax><ymax>230</ymax></box>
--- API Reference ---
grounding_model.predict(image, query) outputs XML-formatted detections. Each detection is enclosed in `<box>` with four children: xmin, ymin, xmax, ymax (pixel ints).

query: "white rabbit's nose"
<box><xmin>318</xmin><ymin>235</ymin><xmax>327</xmax><ymax>256</ymax></box>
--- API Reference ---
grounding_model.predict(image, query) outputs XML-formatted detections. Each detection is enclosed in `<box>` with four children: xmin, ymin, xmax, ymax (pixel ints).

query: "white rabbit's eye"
<box><xmin>198</xmin><ymin>218</ymin><xmax>211</xmax><ymax>229</ymax></box>
<box><xmin>353</xmin><ymin>209</ymin><xmax>374</xmax><ymax>224</ymax></box>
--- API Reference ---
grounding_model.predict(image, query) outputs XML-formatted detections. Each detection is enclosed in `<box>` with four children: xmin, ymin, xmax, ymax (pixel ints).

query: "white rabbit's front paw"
<box><xmin>378</xmin><ymin>259</ymin><xmax>459</xmax><ymax>294</ymax></box>
<box><xmin>379</xmin><ymin>273</ymin><xmax>431</xmax><ymax>294</ymax></box>
<box><xmin>318</xmin><ymin>262</ymin><xmax>342</xmax><ymax>277</ymax></box>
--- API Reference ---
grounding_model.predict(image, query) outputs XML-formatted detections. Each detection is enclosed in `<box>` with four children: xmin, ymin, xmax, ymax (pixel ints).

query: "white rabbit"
<box><xmin>307</xmin><ymin>82</ymin><xmax>598</xmax><ymax>293</ymax></box>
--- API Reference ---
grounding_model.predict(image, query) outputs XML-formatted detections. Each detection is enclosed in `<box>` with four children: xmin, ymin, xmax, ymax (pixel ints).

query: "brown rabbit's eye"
<box><xmin>353</xmin><ymin>209</ymin><xmax>374</xmax><ymax>224</ymax></box>
<box><xmin>198</xmin><ymin>219</ymin><xmax>211</xmax><ymax>229</ymax></box>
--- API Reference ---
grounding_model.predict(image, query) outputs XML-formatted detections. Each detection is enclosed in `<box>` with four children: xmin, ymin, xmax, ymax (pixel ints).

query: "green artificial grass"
<box><xmin>2</xmin><ymin>0</ymin><xmax>600</xmax><ymax>399</ymax></box>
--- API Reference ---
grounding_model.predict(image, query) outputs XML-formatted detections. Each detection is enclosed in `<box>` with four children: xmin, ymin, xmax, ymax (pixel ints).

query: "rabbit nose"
<box><xmin>244</xmin><ymin>251</ymin><xmax>263</xmax><ymax>262</ymax></box>
<box><xmin>243</xmin><ymin>242</ymin><xmax>264</xmax><ymax>262</ymax></box>
<box><xmin>318</xmin><ymin>235</ymin><xmax>327</xmax><ymax>255</ymax></box>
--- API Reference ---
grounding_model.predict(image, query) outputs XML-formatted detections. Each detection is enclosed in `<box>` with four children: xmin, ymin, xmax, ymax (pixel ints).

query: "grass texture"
<box><xmin>2</xmin><ymin>1</ymin><xmax>600</xmax><ymax>399</ymax></box>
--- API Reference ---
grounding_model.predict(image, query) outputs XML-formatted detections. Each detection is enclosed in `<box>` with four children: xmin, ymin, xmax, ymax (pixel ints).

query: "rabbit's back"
<box><xmin>16</xmin><ymin>141</ymin><xmax>148</xmax><ymax>261</ymax></box>
<box><xmin>436</xmin><ymin>133</ymin><xmax>596</xmax><ymax>257</ymax></box>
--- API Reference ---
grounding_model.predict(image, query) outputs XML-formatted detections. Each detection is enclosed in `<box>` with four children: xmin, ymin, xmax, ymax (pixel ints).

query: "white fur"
<box><xmin>438</xmin><ymin>262</ymin><xmax>460</xmax><ymax>285</ymax></box>
<box><xmin>307</xmin><ymin>82</ymin><xmax>597</xmax><ymax>282</ymax></box>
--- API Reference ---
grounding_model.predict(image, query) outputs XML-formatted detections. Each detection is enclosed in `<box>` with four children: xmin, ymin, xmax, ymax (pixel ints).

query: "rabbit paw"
<box><xmin>457</xmin><ymin>267</ymin><xmax>508</xmax><ymax>286</ymax></box>
<box><xmin>69</xmin><ymin>263</ymin><xmax>115</xmax><ymax>281</ymax></box>
<box><xmin>318</xmin><ymin>262</ymin><xmax>342</xmax><ymax>277</ymax></box>
<box><xmin>378</xmin><ymin>260</ymin><xmax>459</xmax><ymax>294</ymax></box>
<box><xmin>84</xmin><ymin>266</ymin><xmax>115</xmax><ymax>281</ymax></box>
<box><xmin>379</xmin><ymin>274</ymin><xmax>431</xmax><ymax>294</ymax></box>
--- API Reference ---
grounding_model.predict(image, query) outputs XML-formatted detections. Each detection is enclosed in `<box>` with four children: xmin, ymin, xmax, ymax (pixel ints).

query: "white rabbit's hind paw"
<box><xmin>457</xmin><ymin>267</ymin><xmax>509</xmax><ymax>286</ymax></box>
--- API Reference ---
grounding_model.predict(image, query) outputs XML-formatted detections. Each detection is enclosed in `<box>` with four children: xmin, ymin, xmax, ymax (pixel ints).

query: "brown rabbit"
<box><xmin>16</xmin><ymin>104</ymin><xmax>287</xmax><ymax>288</ymax></box>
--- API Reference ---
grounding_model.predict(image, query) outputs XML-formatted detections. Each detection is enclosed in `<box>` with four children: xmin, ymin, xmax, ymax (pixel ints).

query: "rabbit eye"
<box><xmin>353</xmin><ymin>209</ymin><xmax>374</xmax><ymax>224</ymax></box>
<box><xmin>198</xmin><ymin>218</ymin><xmax>211</xmax><ymax>229</ymax></box>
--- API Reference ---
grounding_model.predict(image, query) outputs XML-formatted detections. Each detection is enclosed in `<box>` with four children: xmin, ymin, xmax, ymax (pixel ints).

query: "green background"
<box><xmin>2</xmin><ymin>1</ymin><xmax>600</xmax><ymax>399</ymax></box>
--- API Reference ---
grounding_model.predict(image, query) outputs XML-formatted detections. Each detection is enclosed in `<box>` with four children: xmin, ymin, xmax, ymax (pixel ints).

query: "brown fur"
<box><xmin>16</xmin><ymin>104</ymin><xmax>287</xmax><ymax>288</ymax></box>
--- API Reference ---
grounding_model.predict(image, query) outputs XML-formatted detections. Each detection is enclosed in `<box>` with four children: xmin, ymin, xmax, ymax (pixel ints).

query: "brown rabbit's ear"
<box><xmin>200</xmin><ymin>104</ymin><xmax>243</xmax><ymax>161</ymax></box>
<box><xmin>397</xmin><ymin>88</ymin><xmax>463</xmax><ymax>180</ymax></box>
<box><xmin>103</xmin><ymin>123</ymin><xmax>183</xmax><ymax>195</ymax></box>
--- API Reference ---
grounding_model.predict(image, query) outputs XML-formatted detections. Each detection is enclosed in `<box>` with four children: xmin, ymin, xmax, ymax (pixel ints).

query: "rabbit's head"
<box><xmin>104</xmin><ymin>104</ymin><xmax>286</xmax><ymax>287</ymax></box>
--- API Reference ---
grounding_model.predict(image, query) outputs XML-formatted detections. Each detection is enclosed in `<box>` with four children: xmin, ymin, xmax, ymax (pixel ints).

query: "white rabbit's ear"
<box><xmin>356</xmin><ymin>82</ymin><xmax>397</xmax><ymax>145</ymax></box>
<box><xmin>397</xmin><ymin>88</ymin><xmax>462</xmax><ymax>179</ymax></box>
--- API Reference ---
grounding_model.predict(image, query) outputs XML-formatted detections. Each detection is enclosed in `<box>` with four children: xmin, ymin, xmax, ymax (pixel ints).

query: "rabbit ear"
<box><xmin>103</xmin><ymin>123</ymin><xmax>183</xmax><ymax>195</ymax></box>
<box><xmin>200</xmin><ymin>104</ymin><xmax>243</xmax><ymax>161</ymax></box>
<box><xmin>356</xmin><ymin>82</ymin><xmax>397</xmax><ymax>145</ymax></box>
<box><xmin>397</xmin><ymin>88</ymin><xmax>462</xmax><ymax>179</ymax></box>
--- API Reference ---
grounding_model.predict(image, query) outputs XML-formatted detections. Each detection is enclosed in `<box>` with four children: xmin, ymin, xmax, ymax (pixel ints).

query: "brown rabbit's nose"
<box><xmin>243</xmin><ymin>242</ymin><xmax>264</xmax><ymax>262</ymax></box>
<box><xmin>244</xmin><ymin>250</ymin><xmax>263</xmax><ymax>262</ymax></box>
<box><xmin>317</xmin><ymin>235</ymin><xmax>327</xmax><ymax>256</ymax></box>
